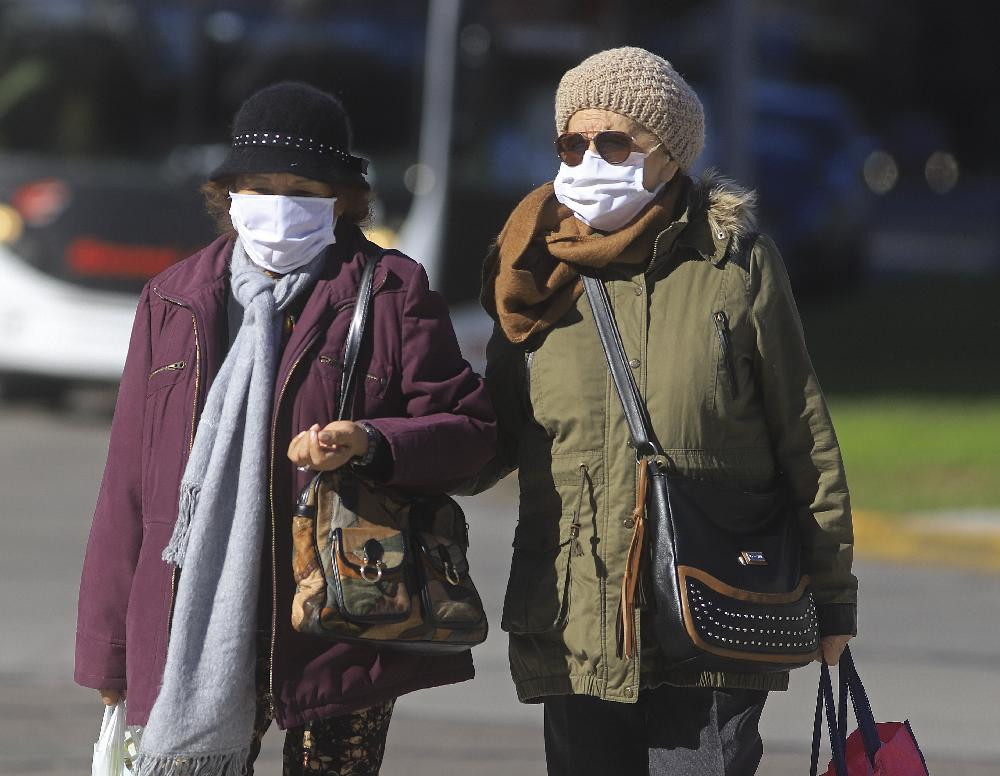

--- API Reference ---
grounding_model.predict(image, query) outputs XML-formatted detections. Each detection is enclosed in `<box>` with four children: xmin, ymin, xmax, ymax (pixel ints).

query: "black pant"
<box><xmin>543</xmin><ymin>685</ymin><xmax>768</xmax><ymax>776</ymax></box>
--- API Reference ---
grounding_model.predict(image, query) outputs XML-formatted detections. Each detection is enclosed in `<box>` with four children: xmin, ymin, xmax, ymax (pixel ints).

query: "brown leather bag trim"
<box><xmin>678</xmin><ymin>565</ymin><xmax>816</xmax><ymax>664</ymax></box>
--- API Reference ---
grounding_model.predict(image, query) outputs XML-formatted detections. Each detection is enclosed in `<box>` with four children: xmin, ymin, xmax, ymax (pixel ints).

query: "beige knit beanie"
<box><xmin>555</xmin><ymin>46</ymin><xmax>705</xmax><ymax>171</ymax></box>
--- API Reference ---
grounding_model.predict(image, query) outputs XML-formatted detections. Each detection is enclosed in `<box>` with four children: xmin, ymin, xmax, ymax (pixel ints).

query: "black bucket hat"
<box><xmin>210</xmin><ymin>81</ymin><xmax>369</xmax><ymax>189</ymax></box>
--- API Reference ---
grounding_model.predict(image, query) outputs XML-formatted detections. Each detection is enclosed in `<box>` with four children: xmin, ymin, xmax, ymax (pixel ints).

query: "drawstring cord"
<box><xmin>569</xmin><ymin>464</ymin><xmax>587</xmax><ymax>557</ymax></box>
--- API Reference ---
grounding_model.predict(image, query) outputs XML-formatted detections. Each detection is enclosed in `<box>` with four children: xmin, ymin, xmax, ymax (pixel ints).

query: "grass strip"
<box><xmin>829</xmin><ymin>397</ymin><xmax>1000</xmax><ymax>514</ymax></box>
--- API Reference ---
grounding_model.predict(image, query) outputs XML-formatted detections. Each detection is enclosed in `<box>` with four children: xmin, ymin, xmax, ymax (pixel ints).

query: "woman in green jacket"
<box><xmin>476</xmin><ymin>46</ymin><xmax>857</xmax><ymax>775</ymax></box>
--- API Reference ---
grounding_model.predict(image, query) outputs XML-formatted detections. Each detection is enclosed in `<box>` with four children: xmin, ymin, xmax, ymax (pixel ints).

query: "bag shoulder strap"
<box><xmin>582</xmin><ymin>275</ymin><xmax>662</xmax><ymax>458</ymax></box>
<box><xmin>337</xmin><ymin>251</ymin><xmax>384</xmax><ymax>421</ymax></box>
<box><xmin>582</xmin><ymin>233</ymin><xmax>761</xmax><ymax>458</ymax></box>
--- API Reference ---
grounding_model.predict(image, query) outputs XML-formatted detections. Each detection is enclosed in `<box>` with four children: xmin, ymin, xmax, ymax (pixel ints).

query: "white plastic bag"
<box><xmin>92</xmin><ymin>701</ymin><xmax>140</xmax><ymax>776</ymax></box>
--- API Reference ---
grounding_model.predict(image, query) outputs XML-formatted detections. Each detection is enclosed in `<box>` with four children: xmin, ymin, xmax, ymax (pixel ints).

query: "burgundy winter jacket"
<box><xmin>75</xmin><ymin>223</ymin><xmax>497</xmax><ymax>728</ymax></box>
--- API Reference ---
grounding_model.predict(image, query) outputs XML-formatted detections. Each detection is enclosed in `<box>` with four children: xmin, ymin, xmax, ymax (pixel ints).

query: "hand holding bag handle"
<box><xmin>810</xmin><ymin>646</ymin><xmax>884</xmax><ymax>776</ymax></box>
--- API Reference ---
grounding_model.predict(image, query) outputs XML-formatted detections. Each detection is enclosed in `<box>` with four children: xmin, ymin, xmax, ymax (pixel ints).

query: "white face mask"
<box><xmin>229</xmin><ymin>192</ymin><xmax>337</xmax><ymax>273</ymax></box>
<box><xmin>553</xmin><ymin>149</ymin><xmax>664</xmax><ymax>232</ymax></box>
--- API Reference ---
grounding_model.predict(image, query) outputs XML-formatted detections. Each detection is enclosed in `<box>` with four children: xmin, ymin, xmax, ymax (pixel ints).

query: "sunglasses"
<box><xmin>556</xmin><ymin>130</ymin><xmax>661</xmax><ymax>166</ymax></box>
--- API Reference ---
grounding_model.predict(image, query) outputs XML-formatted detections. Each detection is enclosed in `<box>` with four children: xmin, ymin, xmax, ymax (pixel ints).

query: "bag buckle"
<box><xmin>444</xmin><ymin>562</ymin><xmax>462</xmax><ymax>586</ymax></box>
<box><xmin>360</xmin><ymin>551</ymin><xmax>385</xmax><ymax>583</ymax></box>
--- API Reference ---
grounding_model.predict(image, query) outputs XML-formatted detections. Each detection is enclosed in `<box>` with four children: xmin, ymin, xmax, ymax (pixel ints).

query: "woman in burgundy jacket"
<box><xmin>75</xmin><ymin>82</ymin><xmax>496</xmax><ymax>775</ymax></box>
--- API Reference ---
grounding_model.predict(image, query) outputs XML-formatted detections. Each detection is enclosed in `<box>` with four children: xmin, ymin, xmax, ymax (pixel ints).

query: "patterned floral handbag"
<box><xmin>289</xmin><ymin>253</ymin><xmax>487</xmax><ymax>653</ymax></box>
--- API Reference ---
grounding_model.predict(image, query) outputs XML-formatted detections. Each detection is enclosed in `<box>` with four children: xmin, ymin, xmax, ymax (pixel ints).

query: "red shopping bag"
<box><xmin>810</xmin><ymin>646</ymin><xmax>930</xmax><ymax>775</ymax></box>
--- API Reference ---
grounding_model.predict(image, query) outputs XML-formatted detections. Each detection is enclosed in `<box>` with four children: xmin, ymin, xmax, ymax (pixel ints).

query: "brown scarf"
<box><xmin>482</xmin><ymin>177</ymin><xmax>686</xmax><ymax>345</ymax></box>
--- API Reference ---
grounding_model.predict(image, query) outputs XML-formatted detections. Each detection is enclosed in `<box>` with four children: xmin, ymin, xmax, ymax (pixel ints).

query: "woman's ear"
<box><xmin>643</xmin><ymin>152</ymin><xmax>679</xmax><ymax>192</ymax></box>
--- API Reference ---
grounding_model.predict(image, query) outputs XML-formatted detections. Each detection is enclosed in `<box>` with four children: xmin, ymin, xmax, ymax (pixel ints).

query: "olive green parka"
<box><xmin>476</xmin><ymin>172</ymin><xmax>857</xmax><ymax>704</ymax></box>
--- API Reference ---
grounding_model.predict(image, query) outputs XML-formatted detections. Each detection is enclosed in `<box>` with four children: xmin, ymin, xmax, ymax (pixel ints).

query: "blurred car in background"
<box><xmin>697</xmin><ymin>79</ymin><xmax>877</xmax><ymax>295</ymax></box>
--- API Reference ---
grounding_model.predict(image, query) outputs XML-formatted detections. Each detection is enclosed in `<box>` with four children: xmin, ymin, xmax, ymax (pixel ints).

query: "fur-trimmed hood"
<box><xmin>682</xmin><ymin>169</ymin><xmax>758</xmax><ymax>260</ymax></box>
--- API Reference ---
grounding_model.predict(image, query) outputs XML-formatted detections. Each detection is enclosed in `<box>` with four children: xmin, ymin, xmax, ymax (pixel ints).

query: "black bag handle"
<box><xmin>811</xmin><ymin>660</ymin><xmax>849</xmax><ymax>776</ymax></box>
<box><xmin>810</xmin><ymin>646</ymin><xmax>881</xmax><ymax>775</ymax></box>
<box><xmin>840</xmin><ymin>647</ymin><xmax>882</xmax><ymax>763</ymax></box>
<box><xmin>337</xmin><ymin>253</ymin><xmax>382</xmax><ymax>421</ymax></box>
<box><xmin>581</xmin><ymin>275</ymin><xmax>663</xmax><ymax>459</ymax></box>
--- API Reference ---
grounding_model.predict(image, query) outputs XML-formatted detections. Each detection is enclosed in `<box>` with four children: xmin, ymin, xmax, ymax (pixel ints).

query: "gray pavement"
<box><xmin>1</xmin><ymin>398</ymin><xmax>998</xmax><ymax>775</ymax></box>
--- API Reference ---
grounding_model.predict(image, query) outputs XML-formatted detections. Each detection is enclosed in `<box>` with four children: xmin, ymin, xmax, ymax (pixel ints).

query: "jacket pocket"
<box><xmin>317</xmin><ymin>354</ymin><xmax>391</xmax><ymax>399</ymax></box>
<box><xmin>501</xmin><ymin>527</ymin><xmax>574</xmax><ymax>634</ymax></box>
<box><xmin>146</xmin><ymin>359</ymin><xmax>187</xmax><ymax>395</ymax></box>
<box><xmin>501</xmin><ymin>462</ymin><xmax>591</xmax><ymax>634</ymax></box>
<box><xmin>712</xmin><ymin>310</ymin><xmax>739</xmax><ymax>398</ymax></box>
<box><xmin>141</xmin><ymin>373</ymin><xmax>194</xmax><ymax>523</ymax></box>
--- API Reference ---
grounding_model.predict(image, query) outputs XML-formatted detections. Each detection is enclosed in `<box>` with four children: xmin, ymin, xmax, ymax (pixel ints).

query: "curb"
<box><xmin>853</xmin><ymin>508</ymin><xmax>1000</xmax><ymax>573</ymax></box>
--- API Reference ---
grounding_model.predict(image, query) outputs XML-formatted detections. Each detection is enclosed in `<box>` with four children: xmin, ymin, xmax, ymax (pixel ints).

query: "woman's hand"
<box><xmin>287</xmin><ymin>421</ymin><xmax>369</xmax><ymax>472</ymax></box>
<box><xmin>99</xmin><ymin>689</ymin><xmax>125</xmax><ymax>706</ymax></box>
<box><xmin>815</xmin><ymin>634</ymin><xmax>853</xmax><ymax>666</ymax></box>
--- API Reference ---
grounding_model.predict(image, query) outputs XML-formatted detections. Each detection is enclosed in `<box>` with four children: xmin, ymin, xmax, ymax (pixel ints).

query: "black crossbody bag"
<box><xmin>582</xmin><ymin>272</ymin><xmax>818</xmax><ymax>673</ymax></box>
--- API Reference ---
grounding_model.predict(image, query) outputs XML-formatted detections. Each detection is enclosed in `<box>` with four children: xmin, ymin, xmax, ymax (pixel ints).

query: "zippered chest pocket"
<box><xmin>146</xmin><ymin>359</ymin><xmax>189</xmax><ymax>395</ymax></box>
<box><xmin>316</xmin><ymin>354</ymin><xmax>392</xmax><ymax>400</ymax></box>
<box><xmin>712</xmin><ymin>310</ymin><xmax>741</xmax><ymax>399</ymax></box>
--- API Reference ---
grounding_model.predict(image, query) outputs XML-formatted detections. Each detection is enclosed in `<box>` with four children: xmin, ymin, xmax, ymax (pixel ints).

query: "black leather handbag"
<box><xmin>582</xmin><ymin>273</ymin><xmax>819</xmax><ymax>673</ymax></box>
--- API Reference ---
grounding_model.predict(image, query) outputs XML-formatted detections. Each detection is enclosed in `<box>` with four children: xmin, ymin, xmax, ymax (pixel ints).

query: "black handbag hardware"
<box><xmin>582</xmin><ymin>265</ymin><xmax>819</xmax><ymax>673</ymax></box>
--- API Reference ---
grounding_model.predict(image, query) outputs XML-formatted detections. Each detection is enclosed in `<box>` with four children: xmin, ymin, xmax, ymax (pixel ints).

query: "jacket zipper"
<box><xmin>265</xmin><ymin>271</ymin><xmax>388</xmax><ymax>717</ymax></box>
<box><xmin>713</xmin><ymin>310</ymin><xmax>739</xmax><ymax>397</ymax></box>
<box><xmin>651</xmin><ymin>230</ymin><xmax>665</xmax><ymax>265</ymax></box>
<box><xmin>151</xmin><ymin>288</ymin><xmax>202</xmax><ymax>631</ymax></box>
<box><xmin>265</xmin><ymin>333</ymin><xmax>321</xmax><ymax>717</ymax></box>
<box><xmin>148</xmin><ymin>360</ymin><xmax>186</xmax><ymax>379</ymax></box>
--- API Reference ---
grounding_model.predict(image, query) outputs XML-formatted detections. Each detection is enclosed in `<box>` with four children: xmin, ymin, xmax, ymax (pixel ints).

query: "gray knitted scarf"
<box><xmin>136</xmin><ymin>239</ymin><xmax>324</xmax><ymax>776</ymax></box>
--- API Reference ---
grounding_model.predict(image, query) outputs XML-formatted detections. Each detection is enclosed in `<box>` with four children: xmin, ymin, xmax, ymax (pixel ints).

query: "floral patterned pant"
<box><xmin>247</xmin><ymin>638</ymin><xmax>394</xmax><ymax>775</ymax></box>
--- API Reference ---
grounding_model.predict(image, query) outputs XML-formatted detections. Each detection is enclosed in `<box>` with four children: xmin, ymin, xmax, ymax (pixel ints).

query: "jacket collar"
<box><xmin>152</xmin><ymin>221</ymin><xmax>389</xmax><ymax>390</ymax></box>
<box><xmin>153</xmin><ymin>220</ymin><xmax>387</xmax><ymax>309</ymax></box>
<box><xmin>650</xmin><ymin>170</ymin><xmax>758</xmax><ymax>270</ymax></box>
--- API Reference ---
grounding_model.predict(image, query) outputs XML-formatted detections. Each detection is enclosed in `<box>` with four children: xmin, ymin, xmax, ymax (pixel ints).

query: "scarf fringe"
<box><xmin>161</xmin><ymin>482</ymin><xmax>200</xmax><ymax>568</ymax></box>
<box><xmin>135</xmin><ymin>748</ymin><xmax>249</xmax><ymax>776</ymax></box>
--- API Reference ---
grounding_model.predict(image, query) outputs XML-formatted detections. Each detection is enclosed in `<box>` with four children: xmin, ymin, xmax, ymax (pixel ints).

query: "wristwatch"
<box><xmin>352</xmin><ymin>421</ymin><xmax>379</xmax><ymax>469</ymax></box>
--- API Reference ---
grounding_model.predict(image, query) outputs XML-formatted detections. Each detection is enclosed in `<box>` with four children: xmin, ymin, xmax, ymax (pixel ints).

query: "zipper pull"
<box><xmin>148</xmin><ymin>360</ymin><xmax>187</xmax><ymax>378</ymax></box>
<box><xmin>713</xmin><ymin>311</ymin><xmax>740</xmax><ymax>397</ymax></box>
